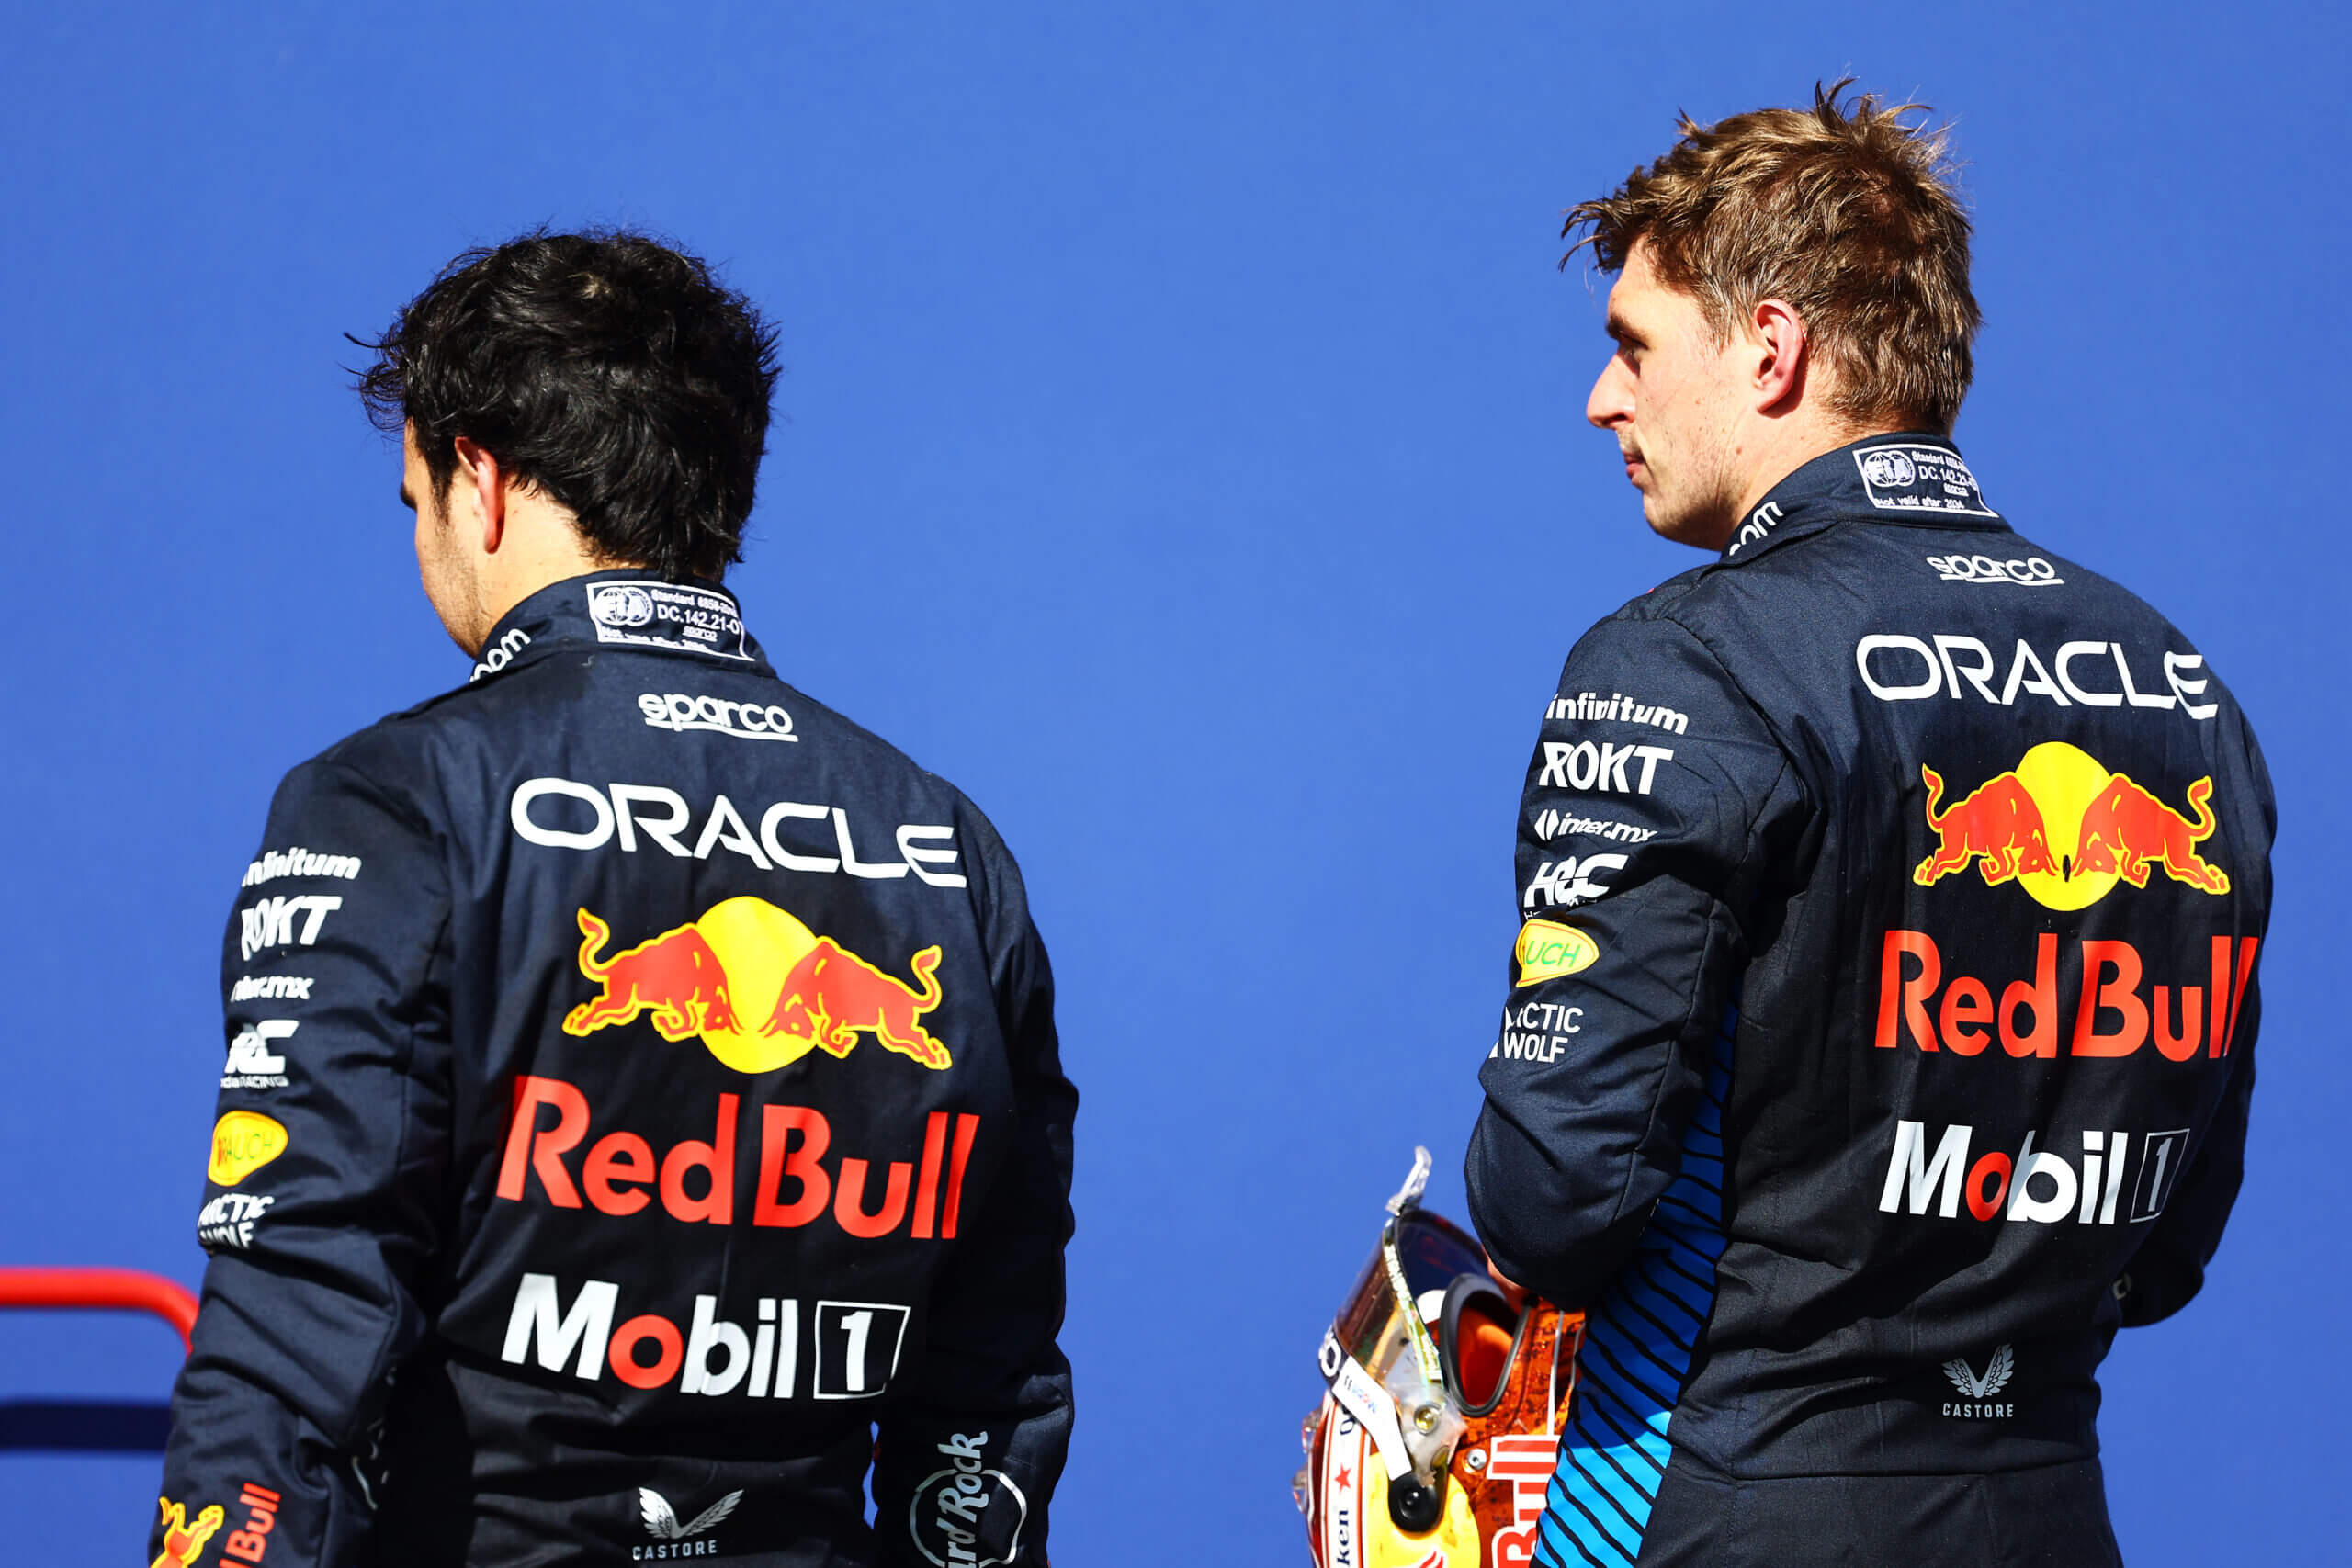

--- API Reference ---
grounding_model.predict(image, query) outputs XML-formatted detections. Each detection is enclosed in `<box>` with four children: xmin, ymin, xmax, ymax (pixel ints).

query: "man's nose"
<box><xmin>1587</xmin><ymin>355</ymin><xmax>1632</xmax><ymax>430</ymax></box>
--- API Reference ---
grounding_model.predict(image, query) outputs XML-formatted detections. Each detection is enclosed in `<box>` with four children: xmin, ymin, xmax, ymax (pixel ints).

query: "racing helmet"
<box><xmin>1293</xmin><ymin>1149</ymin><xmax>1582</xmax><ymax>1568</ymax></box>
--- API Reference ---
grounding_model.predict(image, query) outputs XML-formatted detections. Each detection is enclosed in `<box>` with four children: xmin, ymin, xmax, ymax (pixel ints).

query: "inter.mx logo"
<box><xmin>1880</xmin><ymin>1122</ymin><xmax>2189</xmax><ymax>1225</ymax></box>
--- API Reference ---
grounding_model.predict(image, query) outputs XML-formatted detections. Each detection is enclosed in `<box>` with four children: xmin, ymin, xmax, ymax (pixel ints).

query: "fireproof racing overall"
<box><xmin>1466</xmin><ymin>436</ymin><xmax>2271</xmax><ymax>1567</ymax></box>
<box><xmin>155</xmin><ymin>573</ymin><xmax>1074</xmax><ymax>1567</ymax></box>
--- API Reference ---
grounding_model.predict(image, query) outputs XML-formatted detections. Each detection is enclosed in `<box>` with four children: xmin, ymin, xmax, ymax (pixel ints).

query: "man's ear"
<box><xmin>1748</xmin><ymin>299</ymin><xmax>1810</xmax><ymax>415</ymax></box>
<box><xmin>451</xmin><ymin>436</ymin><xmax>508</xmax><ymax>554</ymax></box>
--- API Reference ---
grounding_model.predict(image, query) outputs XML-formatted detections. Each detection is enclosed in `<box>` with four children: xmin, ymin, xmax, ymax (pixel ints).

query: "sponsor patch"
<box><xmin>242</xmin><ymin>848</ymin><xmax>362</xmax><ymax>887</ymax></box>
<box><xmin>1513</xmin><ymin>919</ymin><xmax>1599</xmax><ymax>986</ymax></box>
<box><xmin>638</xmin><ymin>1486</ymin><xmax>740</xmax><ymax>1557</ymax></box>
<box><xmin>1925</xmin><ymin>553</ymin><xmax>2062</xmax><ymax>588</ymax></box>
<box><xmin>472</xmin><ymin>626</ymin><xmax>532</xmax><ymax>683</ymax></box>
<box><xmin>238</xmin><ymin>895</ymin><xmax>342</xmax><ymax>962</ymax></box>
<box><xmin>501</xmin><ymin>1276</ymin><xmax>911</xmax><ymax>1403</ymax></box>
<box><xmin>197</xmin><ymin>1192</ymin><xmax>276</xmax><ymax>1250</ymax></box>
<box><xmin>209</xmin><ymin>1111</ymin><xmax>288</xmax><ymax>1186</ymax></box>
<box><xmin>588</xmin><ymin>581</ymin><xmax>754</xmax><ymax>662</ymax></box>
<box><xmin>153</xmin><ymin>1497</ymin><xmax>225</xmax><ymax>1568</ymax></box>
<box><xmin>638</xmin><ymin>692</ymin><xmax>797</xmax><ymax>742</ymax></box>
<box><xmin>1856</xmin><ymin>635</ymin><xmax>2217</xmax><ymax>719</ymax></box>
<box><xmin>908</xmin><ymin>1433</ymin><xmax>1028</xmax><ymax>1568</ymax></box>
<box><xmin>510</xmin><ymin>779</ymin><xmax>968</xmax><ymax>888</ymax></box>
<box><xmin>221</xmin><ymin>1021</ymin><xmax>295</xmax><ymax>1089</ymax></box>
<box><xmin>1852</xmin><ymin>443</ymin><xmax>1996</xmax><ymax>517</ymax></box>
<box><xmin>565</xmin><ymin>898</ymin><xmax>950</xmax><ymax>1073</ymax></box>
<box><xmin>1915</xmin><ymin>743</ymin><xmax>2229</xmax><ymax>910</ymax></box>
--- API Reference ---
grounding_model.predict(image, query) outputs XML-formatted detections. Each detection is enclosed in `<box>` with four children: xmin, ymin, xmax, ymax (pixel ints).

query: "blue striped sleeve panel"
<box><xmin>1536</xmin><ymin>1010</ymin><xmax>1734</xmax><ymax>1568</ymax></box>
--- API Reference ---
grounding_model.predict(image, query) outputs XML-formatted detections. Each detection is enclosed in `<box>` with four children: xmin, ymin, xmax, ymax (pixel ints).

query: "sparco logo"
<box><xmin>1925</xmin><ymin>553</ymin><xmax>2063</xmax><ymax>588</ymax></box>
<box><xmin>909</xmin><ymin>1432</ymin><xmax>1028</xmax><ymax>1568</ymax></box>
<box><xmin>639</xmin><ymin>692</ymin><xmax>798</xmax><ymax>743</ymax></box>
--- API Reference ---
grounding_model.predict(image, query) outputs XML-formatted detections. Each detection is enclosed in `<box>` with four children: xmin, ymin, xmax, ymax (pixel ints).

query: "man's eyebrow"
<box><xmin>1605</xmin><ymin>311</ymin><xmax>1645</xmax><ymax>349</ymax></box>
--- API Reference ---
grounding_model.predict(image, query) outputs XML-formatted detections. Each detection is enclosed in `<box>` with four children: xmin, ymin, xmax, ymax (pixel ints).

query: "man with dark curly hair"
<box><xmin>1463</xmin><ymin>86</ymin><xmax>2270</xmax><ymax>1565</ymax></box>
<box><xmin>154</xmin><ymin>231</ymin><xmax>1075</xmax><ymax>1567</ymax></box>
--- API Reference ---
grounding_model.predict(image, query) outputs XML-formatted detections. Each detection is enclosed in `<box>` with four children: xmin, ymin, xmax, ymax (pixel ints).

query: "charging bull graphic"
<box><xmin>1914</xmin><ymin>764</ymin><xmax>2054</xmax><ymax>886</ymax></box>
<box><xmin>2075</xmin><ymin>773</ymin><xmax>2230</xmax><ymax>892</ymax></box>
<box><xmin>565</xmin><ymin>897</ymin><xmax>950</xmax><ymax>1073</ymax></box>
<box><xmin>1914</xmin><ymin>743</ymin><xmax>2229</xmax><ymax>911</ymax></box>
<box><xmin>153</xmin><ymin>1497</ymin><xmax>224</xmax><ymax>1568</ymax></box>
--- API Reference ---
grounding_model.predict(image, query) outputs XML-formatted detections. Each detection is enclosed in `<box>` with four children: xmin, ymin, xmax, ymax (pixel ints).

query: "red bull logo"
<box><xmin>1876</xmin><ymin>929</ymin><xmax>2258</xmax><ymax>1060</ymax></box>
<box><xmin>1914</xmin><ymin>743</ymin><xmax>2229</xmax><ymax>910</ymax></box>
<box><xmin>565</xmin><ymin>897</ymin><xmax>949</xmax><ymax>1073</ymax></box>
<box><xmin>153</xmin><ymin>1497</ymin><xmax>224</xmax><ymax>1568</ymax></box>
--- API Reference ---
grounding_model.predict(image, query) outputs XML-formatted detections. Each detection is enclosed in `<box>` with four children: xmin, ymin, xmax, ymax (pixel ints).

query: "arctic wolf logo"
<box><xmin>1941</xmin><ymin>1345</ymin><xmax>2014</xmax><ymax>1400</ymax></box>
<box><xmin>640</xmin><ymin>1486</ymin><xmax>742</xmax><ymax>1541</ymax></box>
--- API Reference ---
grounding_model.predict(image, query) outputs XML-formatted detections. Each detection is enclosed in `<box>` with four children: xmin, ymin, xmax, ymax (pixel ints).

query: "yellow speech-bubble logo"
<box><xmin>1514</xmin><ymin>919</ymin><xmax>1599</xmax><ymax>987</ymax></box>
<box><xmin>209</xmin><ymin>1111</ymin><xmax>288</xmax><ymax>1187</ymax></box>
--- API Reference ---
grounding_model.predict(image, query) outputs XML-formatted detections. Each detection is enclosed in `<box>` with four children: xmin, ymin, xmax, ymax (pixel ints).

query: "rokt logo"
<box><xmin>567</xmin><ymin>898</ymin><xmax>948</xmax><ymax>1073</ymax></box>
<box><xmin>1916</xmin><ymin>743</ymin><xmax>2228</xmax><ymax>910</ymax></box>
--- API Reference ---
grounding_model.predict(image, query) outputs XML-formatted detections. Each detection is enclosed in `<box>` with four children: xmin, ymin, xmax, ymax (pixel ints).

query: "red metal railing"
<box><xmin>0</xmin><ymin>1267</ymin><xmax>198</xmax><ymax>1350</ymax></box>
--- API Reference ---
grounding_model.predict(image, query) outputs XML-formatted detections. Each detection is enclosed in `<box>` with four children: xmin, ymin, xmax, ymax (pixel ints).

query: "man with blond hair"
<box><xmin>1465</xmin><ymin>85</ymin><xmax>2271</xmax><ymax>1565</ymax></box>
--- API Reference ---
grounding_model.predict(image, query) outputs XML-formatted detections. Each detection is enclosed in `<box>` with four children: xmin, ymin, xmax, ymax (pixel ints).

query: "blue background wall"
<box><xmin>2</xmin><ymin>2</ymin><xmax>2342</xmax><ymax>1560</ymax></box>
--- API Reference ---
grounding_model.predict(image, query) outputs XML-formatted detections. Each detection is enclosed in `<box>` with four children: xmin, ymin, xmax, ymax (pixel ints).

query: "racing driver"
<box><xmin>154</xmin><ymin>231</ymin><xmax>1075</xmax><ymax>1565</ymax></box>
<box><xmin>1465</xmin><ymin>85</ymin><xmax>2271</xmax><ymax>1566</ymax></box>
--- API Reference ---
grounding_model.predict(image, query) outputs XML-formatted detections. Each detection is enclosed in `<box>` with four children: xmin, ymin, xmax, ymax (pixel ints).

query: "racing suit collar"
<box><xmin>1718</xmin><ymin>433</ymin><xmax>2011</xmax><ymax>566</ymax></box>
<box><xmin>468</xmin><ymin>570</ymin><xmax>770</xmax><ymax>686</ymax></box>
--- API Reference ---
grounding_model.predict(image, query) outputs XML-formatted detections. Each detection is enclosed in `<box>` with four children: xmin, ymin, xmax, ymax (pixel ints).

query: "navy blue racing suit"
<box><xmin>1465</xmin><ymin>436</ymin><xmax>2271</xmax><ymax>1567</ymax></box>
<box><xmin>156</xmin><ymin>572</ymin><xmax>1075</xmax><ymax>1567</ymax></box>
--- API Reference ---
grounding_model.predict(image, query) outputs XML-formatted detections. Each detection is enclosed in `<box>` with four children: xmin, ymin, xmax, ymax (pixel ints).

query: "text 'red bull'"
<box><xmin>1875</xmin><ymin>931</ymin><xmax>2258</xmax><ymax>1059</ymax></box>
<box><xmin>496</xmin><ymin>1076</ymin><xmax>979</xmax><ymax>1241</ymax></box>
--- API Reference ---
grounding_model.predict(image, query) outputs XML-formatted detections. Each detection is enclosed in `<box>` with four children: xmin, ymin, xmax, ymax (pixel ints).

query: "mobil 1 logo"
<box><xmin>812</xmin><ymin>1301</ymin><xmax>910</xmax><ymax>1400</ymax></box>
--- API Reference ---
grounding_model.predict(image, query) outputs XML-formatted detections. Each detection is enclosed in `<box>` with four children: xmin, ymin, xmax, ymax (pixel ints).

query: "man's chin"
<box><xmin>1642</xmin><ymin>499</ymin><xmax>1731</xmax><ymax>553</ymax></box>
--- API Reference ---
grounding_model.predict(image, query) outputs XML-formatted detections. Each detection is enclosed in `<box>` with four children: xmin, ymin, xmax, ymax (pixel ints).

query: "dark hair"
<box><xmin>356</xmin><ymin>229</ymin><xmax>782</xmax><ymax>580</ymax></box>
<box><xmin>1564</xmin><ymin>81</ymin><xmax>1979</xmax><ymax>435</ymax></box>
